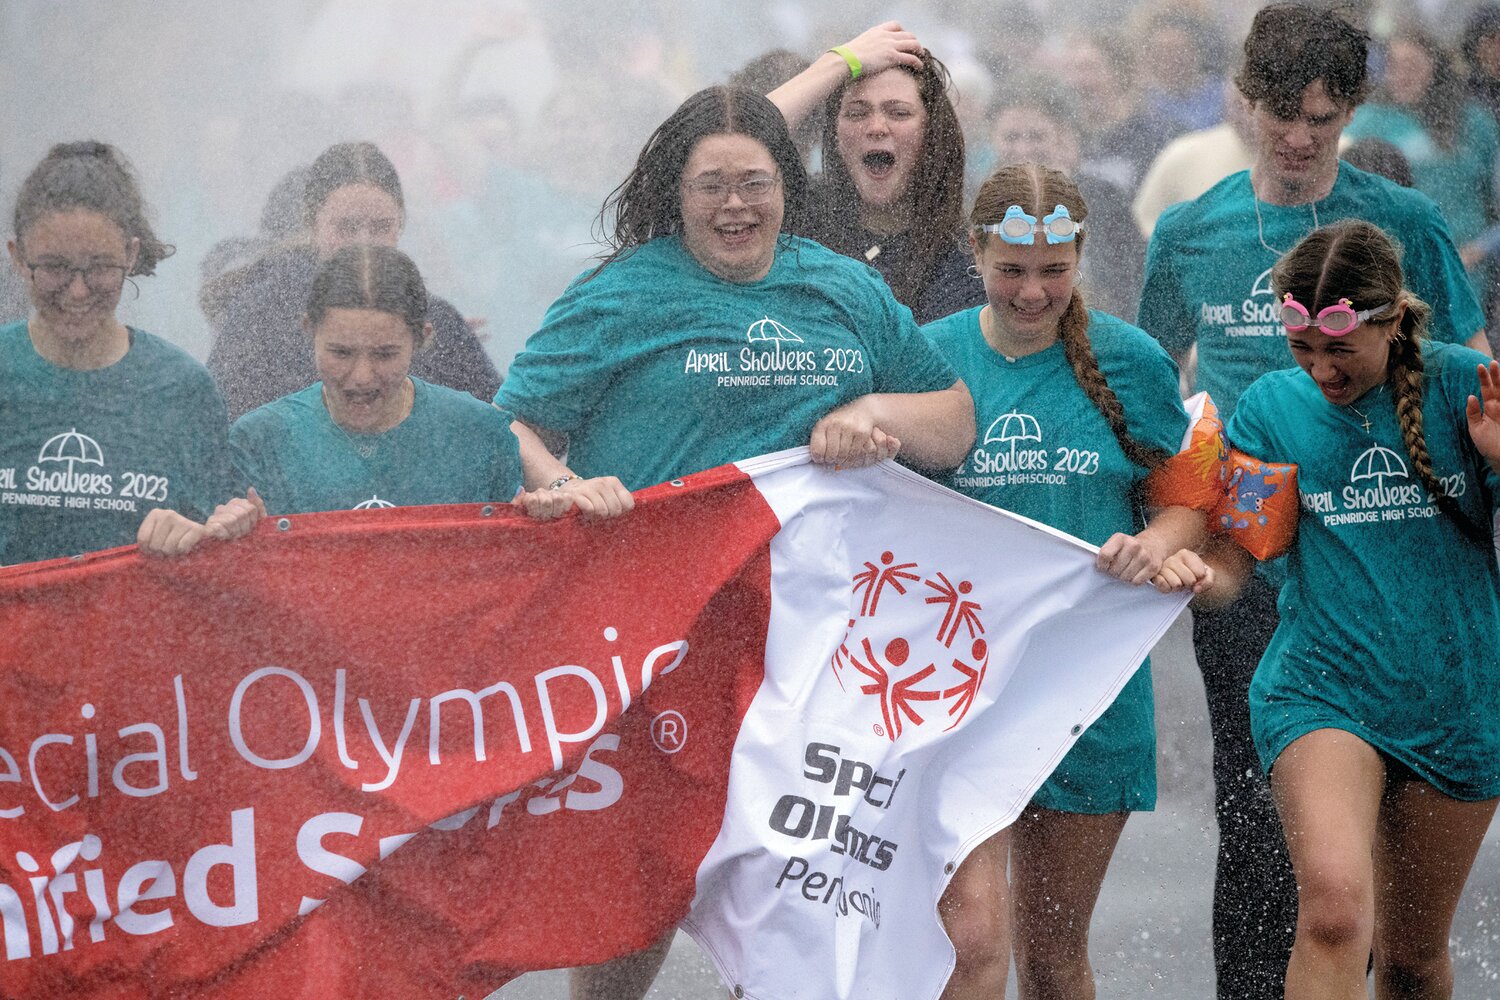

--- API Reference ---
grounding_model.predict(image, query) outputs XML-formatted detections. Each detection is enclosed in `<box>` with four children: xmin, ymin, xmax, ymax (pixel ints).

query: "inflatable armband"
<box><xmin>1144</xmin><ymin>391</ymin><xmax>1228</xmax><ymax>512</ymax></box>
<box><xmin>1209</xmin><ymin>450</ymin><xmax>1299</xmax><ymax>560</ymax></box>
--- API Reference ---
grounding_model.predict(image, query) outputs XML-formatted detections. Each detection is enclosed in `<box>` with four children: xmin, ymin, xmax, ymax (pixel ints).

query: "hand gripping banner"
<box><xmin>0</xmin><ymin>450</ymin><xmax>1189</xmax><ymax>999</ymax></box>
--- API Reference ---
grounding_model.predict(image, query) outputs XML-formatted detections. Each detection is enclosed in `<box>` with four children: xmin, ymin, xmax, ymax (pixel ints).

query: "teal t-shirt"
<box><xmin>1345</xmin><ymin>102</ymin><xmax>1500</xmax><ymax>247</ymax></box>
<box><xmin>924</xmin><ymin>306</ymin><xmax>1190</xmax><ymax>813</ymax></box>
<box><xmin>230</xmin><ymin>378</ymin><xmax>522</xmax><ymax>515</ymax></box>
<box><xmin>1138</xmin><ymin>163</ymin><xmax>1483</xmax><ymax>424</ymax></box>
<box><xmin>496</xmin><ymin>235</ymin><xmax>958</xmax><ymax>490</ymax></box>
<box><xmin>0</xmin><ymin>321</ymin><xmax>236</xmax><ymax>565</ymax></box>
<box><xmin>1227</xmin><ymin>344</ymin><xmax>1500</xmax><ymax>799</ymax></box>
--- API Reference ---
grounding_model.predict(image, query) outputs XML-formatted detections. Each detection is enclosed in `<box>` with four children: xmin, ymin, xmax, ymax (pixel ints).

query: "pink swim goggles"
<box><xmin>1279</xmin><ymin>293</ymin><xmax>1391</xmax><ymax>336</ymax></box>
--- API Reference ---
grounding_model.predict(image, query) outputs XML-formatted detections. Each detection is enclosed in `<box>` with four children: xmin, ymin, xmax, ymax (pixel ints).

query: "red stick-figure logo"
<box><xmin>852</xmin><ymin>551</ymin><xmax>920</xmax><ymax>617</ymax></box>
<box><xmin>924</xmin><ymin>572</ymin><xmax>985</xmax><ymax>648</ymax></box>
<box><xmin>833</xmin><ymin>551</ymin><xmax>994</xmax><ymax>742</ymax></box>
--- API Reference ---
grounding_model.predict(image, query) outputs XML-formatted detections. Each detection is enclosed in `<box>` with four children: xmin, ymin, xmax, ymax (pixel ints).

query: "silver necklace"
<box><xmin>1253</xmin><ymin>190</ymin><xmax>1320</xmax><ymax>257</ymax></box>
<box><xmin>1347</xmin><ymin>401</ymin><xmax>1373</xmax><ymax>433</ymax></box>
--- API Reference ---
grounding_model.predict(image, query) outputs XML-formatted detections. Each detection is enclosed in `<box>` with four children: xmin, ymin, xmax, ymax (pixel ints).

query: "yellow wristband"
<box><xmin>829</xmin><ymin>45</ymin><xmax>862</xmax><ymax>80</ymax></box>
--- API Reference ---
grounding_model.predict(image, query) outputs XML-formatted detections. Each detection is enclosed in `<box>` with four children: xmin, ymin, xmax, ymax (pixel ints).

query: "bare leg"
<box><xmin>1009</xmin><ymin>805</ymin><xmax>1128</xmax><ymax>1000</ymax></box>
<box><xmin>1372</xmin><ymin>778</ymin><xmax>1497</xmax><ymax>1000</ymax></box>
<box><xmin>1271</xmin><ymin>729</ymin><xmax>1384</xmax><ymax>1000</ymax></box>
<box><xmin>938</xmin><ymin>828</ymin><xmax>1011</xmax><ymax>1000</ymax></box>
<box><xmin>568</xmin><ymin>929</ymin><xmax>674</xmax><ymax>1000</ymax></box>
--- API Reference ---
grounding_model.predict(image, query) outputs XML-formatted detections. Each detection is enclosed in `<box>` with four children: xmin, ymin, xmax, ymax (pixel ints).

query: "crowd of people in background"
<box><xmin>3</xmin><ymin>2</ymin><xmax>1500</xmax><ymax>1000</ymax></box>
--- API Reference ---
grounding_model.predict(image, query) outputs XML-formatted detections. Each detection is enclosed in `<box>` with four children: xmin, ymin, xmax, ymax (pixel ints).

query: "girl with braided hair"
<box><xmin>1216</xmin><ymin>218</ymin><xmax>1500</xmax><ymax>998</ymax></box>
<box><xmin>922</xmin><ymin>161</ymin><xmax>1211</xmax><ymax>999</ymax></box>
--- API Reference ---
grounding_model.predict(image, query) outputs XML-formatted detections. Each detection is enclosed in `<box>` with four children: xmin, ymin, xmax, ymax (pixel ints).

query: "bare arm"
<box><xmin>809</xmin><ymin>380</ymin><xmax>976</xmax><ymax>471</ymax></box>
<box><xmin>510</xmin><ymin>419</ymin><xmax>633</xmax><ymax>520</ymax></box>
<box><xmin>1097</xmin><ymin>504</ymin><xmax>1210</xmax><ymax>585</ymax></box>
<box><xmin>767</xmin><ymin>21</ymin><xmax>923</xmax><ymax>130</ymax></box>
<box><xmin>1466</xmin><ymin>330</ymin><xmax>1493</xmax><ymax>358</ymax></box>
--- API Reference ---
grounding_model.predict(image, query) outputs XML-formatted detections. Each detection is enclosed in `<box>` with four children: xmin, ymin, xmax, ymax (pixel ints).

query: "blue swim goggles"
<box><xmin>978</xmin><ymin>204</ymin><xmax>1084</xmax><ymax>245</ymax></box>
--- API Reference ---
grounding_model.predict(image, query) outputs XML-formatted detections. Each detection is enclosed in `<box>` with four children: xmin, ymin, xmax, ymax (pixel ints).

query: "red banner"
<box><xmin>0</xmin><ymin>465</ymin><xmax>776</xmax><ymax>998</ymax></box>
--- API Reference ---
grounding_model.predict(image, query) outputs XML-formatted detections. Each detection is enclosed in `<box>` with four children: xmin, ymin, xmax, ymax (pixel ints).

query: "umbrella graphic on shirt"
<box><xmin>1250</xmin><ymin>266</ymin><xmax>1275</xmax><ymax>298</ymax></box>
<box><xmin>352</xmin><ymin>495</ymin><xmax>396</xmax><ymax>510</ymax></box>
<box><xmin>745</xmin><ymin>316</ymin><xmax>804</xmax><ymax>343</ymax></box>
<box><xmin>984</xmin><ymin>410</ymin><xmax>1041</xmax><ymax>447</ymax></box>
<box><xmin>38</xmin><ymin>429</ymin><xmax>105</xmax><ymax>471</ymax></box>
<box><xmin>1350</xmin><ymin>445</ymin><xmax>1408</xmax><ymax>485</ymax></box>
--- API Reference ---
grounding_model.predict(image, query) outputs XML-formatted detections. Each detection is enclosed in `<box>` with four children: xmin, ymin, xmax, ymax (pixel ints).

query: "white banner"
<box><xmin>685</xmin><ymin>450</ymin><xmax>1189</xmax><ymax>1000</ymax></box>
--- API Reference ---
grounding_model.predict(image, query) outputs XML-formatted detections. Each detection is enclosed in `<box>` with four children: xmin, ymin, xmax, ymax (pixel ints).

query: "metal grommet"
<box><xmin>944</xmin><ymin>862</ymin><xmax>955</xmax><ymax>874</ymax></box>
<box><xmin>276</xmin><ymin>517</ymin><xmax>291</xmax><ymax>532</ymax></box>
<box><xmin>734</xmin><ymin>987</ymin><xmax>744</xmax><ymax>998</ymax></box>
<box><xmin>1070</xmin><ymin>724</ymin><xmax>1082</xmax><ymax>735</ymax></box>
<box><xmin>669</xmin><ymin>479</ymin><xmax>686</xmax><ymax>487</ymax></box>
<box><xmin>480</xmin><ymin>505</ymin><xmax>495</xmax><ymax>517</ymax></box>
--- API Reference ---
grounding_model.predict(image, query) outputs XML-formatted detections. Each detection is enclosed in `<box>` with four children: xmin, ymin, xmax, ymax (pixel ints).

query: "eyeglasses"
<box><xmin>681</xmin><ymin>173</ymin><xmax>781</xmax><ymax>206</ymax></box>
<box><xmin>24</xmin><ymin>260</ymin><xmax>128</xmax><ymax>293</ymax></box>
<box><xmin>978</xmin><ymin>204</ymin><xmax>1084</xmax><ymax>245</ymax></box>
<box><xmin>1279</xmin><ymin>293</ymin><xmax>1391</xmax><ymax>336</ymax></box>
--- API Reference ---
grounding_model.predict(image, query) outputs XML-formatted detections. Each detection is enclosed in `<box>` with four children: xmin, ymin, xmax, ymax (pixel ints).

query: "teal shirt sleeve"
<box><xmin>1093</xmin><ymin>316</ymin><xmax>1192</xmax><ymax>461</ymax></box>
<box><xmin>484</xmin><ymin>402</ymin><xmax>525</xmax><ymax>500</ymax></box>
<box><xmin>229</xmin><ymin>411</ymin><xmax>289</xmax><ymax>515</ymax></box>
<box><xmin>179</xmin><ymin>371</ymin><xmax>241</xmax><ymax>519</ymax></box>
<box><xmin>1222</xmin><ymin>376</ymin><xmax>1281</xmax><ymax>461</ymax></box>
<box><xmin>1136</xmin><ymin>207</ymin><xmax>1195</xmax><ymax>360</ymax></box>
<box><xmin>858</xmin><ymin>268</ymin><xmax>958</xmax><ymax>395</ymax></box>
<box><xmin>495</xmin><ymin>270</ymin><xmax>620</xmax><ymax>433</ymax></box>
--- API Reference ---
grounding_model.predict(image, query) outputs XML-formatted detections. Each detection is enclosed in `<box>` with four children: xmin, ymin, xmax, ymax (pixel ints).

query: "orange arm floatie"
<box><xmin>1143</xmin><ymin>392</ymin><xmax>1229</xmax><ymax>512</ymax></box>
<box><xmin>1209</xmin><ymin>450</ymin><xmax>1299</xmax><ymax>560</ymax></box>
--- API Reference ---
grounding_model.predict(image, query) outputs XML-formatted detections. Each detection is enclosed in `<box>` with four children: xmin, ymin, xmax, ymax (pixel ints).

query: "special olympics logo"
<box><xmin>832</xmin><ymin>551</ymin><xmax>990</xmax><ymax>742</ymax></box>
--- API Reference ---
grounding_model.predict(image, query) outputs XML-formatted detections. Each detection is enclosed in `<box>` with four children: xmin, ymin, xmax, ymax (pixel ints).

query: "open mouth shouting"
<box><xmin>862</xmin><ymin>150</ymin><xmax>897</xmax><ymax>179</ymax></box>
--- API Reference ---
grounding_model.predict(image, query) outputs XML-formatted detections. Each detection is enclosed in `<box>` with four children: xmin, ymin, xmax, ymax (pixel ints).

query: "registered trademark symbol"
<box><xmin>651</xmin><ymin>710</ymin><xmax>687</xmax><ymax>753</ymax></box>
<box><xmin>873</xmin><ymin>724</ymin><xmax>885</xmax><ymax>737</ymax></box>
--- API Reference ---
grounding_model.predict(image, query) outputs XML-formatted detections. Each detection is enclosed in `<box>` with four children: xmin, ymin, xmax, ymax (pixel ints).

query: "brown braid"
<box><xmin>1056</xmin><ymin>288</ymin><xmax>1173</xmax><ymax>471</ymax></box>
<box><xmin>1387</xmin><ymin>320</ymin><xmax>1491</xmax><ymax>545</ymax></box>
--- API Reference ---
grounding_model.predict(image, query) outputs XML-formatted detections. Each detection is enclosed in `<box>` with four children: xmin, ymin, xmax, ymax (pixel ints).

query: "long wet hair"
<box><xmin>306</xmin><ymin>244</ymin><xmax>428</xmax><ymax>345</ymax></box>
<box><xmin>591</xmin><ymin>86</ymin><xmax>809</xmax><ymax>276</ymax></box>
<box><xmin>1271</xmin><ymin>219</ymin><xmax>1488</xmax><ymax>544</ymax></box>
<box><xmin>811</xmin><ymin>53</ymin><xmax>966</xmax><ymax>310</ymax></box>
<box><xmin>971</xmin><ymin>162</ymin><xmax>1169</xmax><ymax>471</ymax></box>
<box><xmin>13</xmin><ymin>141</ymin><xmax>173</xmax><ymax>276</ymax></box>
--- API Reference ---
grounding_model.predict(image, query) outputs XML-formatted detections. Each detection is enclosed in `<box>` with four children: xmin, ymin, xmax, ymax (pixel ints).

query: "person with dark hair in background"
<box><xmin>926</xmin><ymin>162</ymin><xmax>1210</xmax><ymax>1000</ymax></box>
<box><xmin>768</xmin><ymin>22</ymin><xmax>984</xmax><ymax>324</ymax></box>
<box><xmin>199</xmin><ymin>164</ymin><xmax>310</xmax><ymax>329</ymax></box>
<box><xmin>496</xmin><ymin>84</ymin><xmax>974</xmax><ymax>1000</ymax></box>
<box><xmin>728</xmin><ymin>49</ymin><xmax>819</xmax><ymax>162</ymax></box>
<box><xmin>1340</xmin><ymin>138</ymin><xmax>1414</xmax><ymax>189</ymax></box>
<box><xmin>206</xmin><ymin>141</ymin><xmax>499</xmax><ymax>420</ymax></box>
<box><xmin>0</xmin><ymin>141</ymin><xmax>260</xmax><ymax>565</ymax></box>
<box><xmin>1136</xmin><ymin>6</ymin><xmax>1488</xmax><ymax>997</ymax></box>
<box><xmin>1464</xmin><ymin>4</ymin><xmax>1500</xmax><ymax>126</ymax></box>
<box><xmin>1209</xmin><ymin>219</ymin><xmax>1499</xmax><ymax>999</ymax></box>
<box><xmin>231</xmin><ymin>244</ymin><xmax>614</xmax><ymax>519</ymax></box>
<box><xmin>1067</xmin><ymin>32</ymin><xmax>1172</xmax><ymax>192</ymax></box>
<box><xmin>1346</xmin><ymin>25</ymin><xmax>1500</xmax><ymax>251</ymax></box>
<box><xmin>987</xmin><ymin>79</ymin><xmax>1146</xmax><ymax>318</ymax></box>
